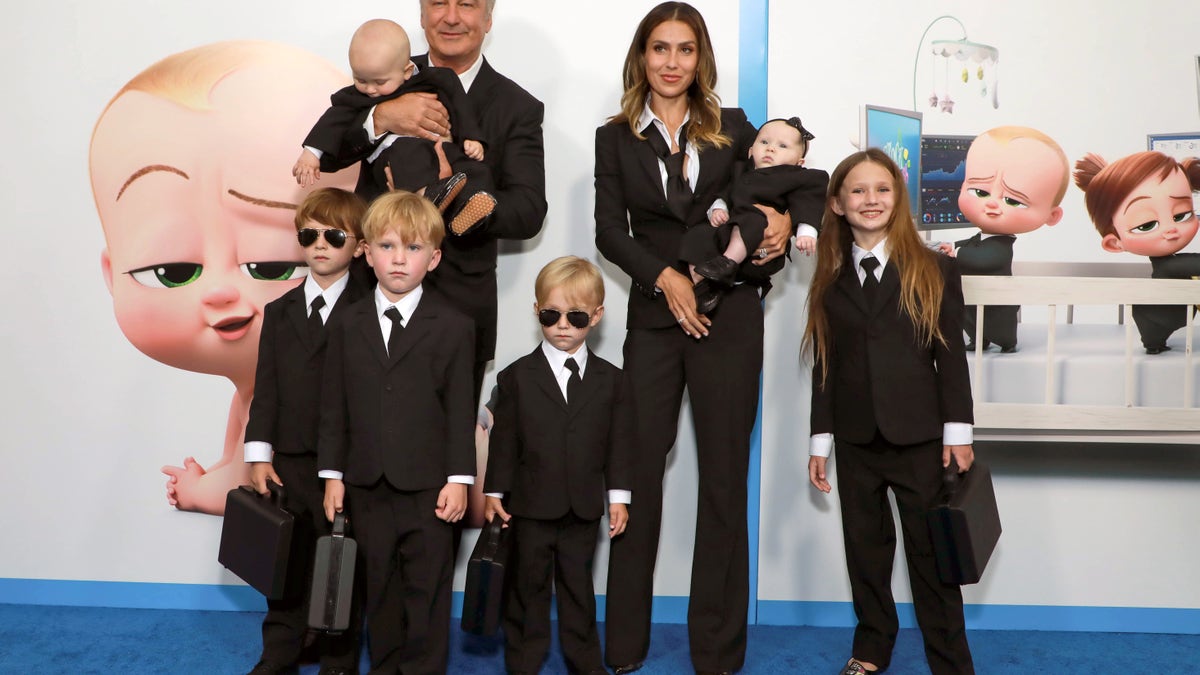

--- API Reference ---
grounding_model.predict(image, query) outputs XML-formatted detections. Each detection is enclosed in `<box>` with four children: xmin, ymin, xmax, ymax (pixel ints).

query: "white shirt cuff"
<box><xmin>303</xmin><ymin>145</ymin><xmax>324</xmax><ymax>160</ymax></box>
<box><xmin>448</xmin><ymin>475</ymin><xmax>475</xmax><ymax>485</ymax></box>
<box><xmin>608</xmin><ymin>489</ymin><xmax>631</xmax><ymax>505</ymax></box>
<box><xmin>943</xmin><ymin>423</ymin><xmax>973</xmax><ymax>446</ymax></box>
<box><xmin>809</xmin><ymin>433</ymin><xmax>834</xmax><ymax>458</ymax></box>
<box><xmin>707</xmin><ymin>199</ymin><xmax>729</xmax><ymax>217</ymax></box>
<box><xmin>318</xmin><ymin>470</ymin><xmax>343</xmax><ymax>480</ymax></box>
<box><xmin>365</xmin><ymin>105</ymin><xmax>382</xmax><ymax>143</ymax></box>
<box><xmin>484</xmin><ymin>492</ymin><xmax>503</xmax><ymax>499</ymax></box>
<box><xmin>244</xmin><ymin>441</ymin><xmax>273</xmax><ymax>463</ymax></box>
<box><xmin>796</xmin><ymin>223</ymin><xmax>818</xmax><ymax>240</ymax></box>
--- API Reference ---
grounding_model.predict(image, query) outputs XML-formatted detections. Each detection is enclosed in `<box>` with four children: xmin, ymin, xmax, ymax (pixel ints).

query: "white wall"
<box><xmin>759</xmin><ymin>0</ymin><xmax>1200</xmax><ymax>613</ymax></box>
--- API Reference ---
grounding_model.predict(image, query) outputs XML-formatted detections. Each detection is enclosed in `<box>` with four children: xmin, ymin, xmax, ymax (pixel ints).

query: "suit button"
<box><xmin>385</xmin><ymin>386</ymin><xmax>392</xmax><ymax>392</ymax></box>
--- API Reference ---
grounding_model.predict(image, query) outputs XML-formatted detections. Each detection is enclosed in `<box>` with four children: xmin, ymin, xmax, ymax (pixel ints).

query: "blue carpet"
<box><xmin>1</xmin><ymin>604</ymin><xmax>1196</xmax><ymax>673</ymax></box>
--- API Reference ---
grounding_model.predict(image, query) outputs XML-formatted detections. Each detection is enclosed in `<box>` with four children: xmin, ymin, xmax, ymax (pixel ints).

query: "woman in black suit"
<box><xmin>804</xmin><ymin>148</ymin><xmax>976</xmax><ymax>675</ymax></box>
<box><xmin>594</xmin><ymin>3</ymin><xmax>788</xmax><ymax>673</ymax></box>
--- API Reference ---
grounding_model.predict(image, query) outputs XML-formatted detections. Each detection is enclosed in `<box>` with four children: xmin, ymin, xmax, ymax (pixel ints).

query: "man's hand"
<box><xmin>435</xmin><ymin>482</ymin><xmax>467</xmax><ymax>522</ymax></box>
<box><xmin>249</xmin><ymin>462</ymin><xmax>282</xmax><ymax>495</ymax></box>
<box><xmin>375</xmin><ymin>92</ymin><xmax>449</xmax><ymax>141</ymax></box>
<box><xmin>752</xmin><ymin>204</ymin><xmax>790</xmax><ymax>265</ymax></box>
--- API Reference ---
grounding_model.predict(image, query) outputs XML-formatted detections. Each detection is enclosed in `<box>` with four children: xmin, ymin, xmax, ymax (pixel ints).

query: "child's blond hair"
<box><xmin>535</xmin><ymin>256</ymin><xmax>605</xmax><ymax>308</ymax></box>
<box><xmin>361</xmin><ymin>190</ymin><xmax>445</xmax><ymax>247</ymax></box>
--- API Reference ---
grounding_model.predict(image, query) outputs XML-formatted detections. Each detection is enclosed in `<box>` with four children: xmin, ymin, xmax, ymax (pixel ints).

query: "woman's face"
<box><xmin>643</xmin><ymin>20</ymin><xmax>699</xmax><ymax>102</ymax></box>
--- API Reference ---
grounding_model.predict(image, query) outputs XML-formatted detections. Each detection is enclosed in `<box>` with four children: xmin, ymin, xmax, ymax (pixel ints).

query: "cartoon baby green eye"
<box><xmin>128</xmin><ymin>262</ymin><xmax>203</xmax><ymax>288</ymax></box>
<box><xmin>240</xmin><ymin>261</ymin><xmax>309</xmax><ymax>281</ymax></box>
<box><xmin>968</xmin><ymin>188</ymin><xmax>990</xmax><ymax>199</ymax></box>
<box><xmin>1130</xmin><ymin>220</ymin><xmax>1159</xmax><ymax>234</ymax></box>
<box><xmin>1003</xmin><ymin>196</ymin><xmax>1027</xmax><ymax>209</ymax></box>
<box><xmin>1173</xmin><ymin>210</ymin><xmax>1196</xmax><ymax>224</ymax></box>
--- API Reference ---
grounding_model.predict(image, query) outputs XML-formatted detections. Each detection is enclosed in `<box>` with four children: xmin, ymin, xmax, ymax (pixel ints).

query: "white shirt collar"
<box><xmin>374</xmin><ymin>284</ymin><xmax>423</xmax><ymax>324</ymax></box>
<box><xmin>429</xmin><ymin>52</ymin><xmax>484</xmax><ymax>93</ymax></box>
<box><xmin>303</xmin><ymin>271</ymin><xmax>350</xmax><ymax>310</ymax></box>
<box><xmin>851</xmin><ymin>238</ymin><xmax>890</xmax><ymax>277</ymax></box>
<box><xmin>540</xmin><ymin>339</ymin><xmax>588</xmax><ymax>378</ymax></box>
<box><xmin>637</xmin><ymin>97</ymin><xmax>691</xmax><ymax>145</ymax></box>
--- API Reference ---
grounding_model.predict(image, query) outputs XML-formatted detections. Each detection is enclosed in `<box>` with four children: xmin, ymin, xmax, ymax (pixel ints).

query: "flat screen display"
<box><xmin>920</xmin><ymin>134</ymin><xmax>975</xmax><ymax>229</ymax></box>
<box><xmin>862</xmin><ymin>105</ymin><xmax>922</xmax><ymax>221</ymax></box>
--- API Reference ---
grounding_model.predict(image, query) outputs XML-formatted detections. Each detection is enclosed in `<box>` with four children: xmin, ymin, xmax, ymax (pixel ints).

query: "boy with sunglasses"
<box><xmin>243</xmin><ymin>187</ymin><xmax>368</xmax><ymax>674</ymax></box>
<box><xmin>483</xmin><ymin>256</ymin><xmax>635</xmax><ymax>675</ymax></box>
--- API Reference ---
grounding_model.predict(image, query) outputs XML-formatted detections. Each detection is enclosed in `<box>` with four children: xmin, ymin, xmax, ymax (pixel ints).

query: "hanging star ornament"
<box><xmin>940</xmin><ymin>95</ymin><xmax>955</xmax><ymax>113</ymax></box>
<box><xmin>929</xmin><ymin>92</ymin><xmax>940</xmax><ymax>107</ymax></box>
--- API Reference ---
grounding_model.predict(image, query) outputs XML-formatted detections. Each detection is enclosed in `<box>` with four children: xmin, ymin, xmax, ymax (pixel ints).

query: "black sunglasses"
<box><xmin>538</xmin><ymin>309</ymin><xmax>591</xmax><ymax>329</ymax></box>
<box><xmin>297</xmin><ymin>228</ymin><xmax>354</xmax><ymax>248</ymax></box>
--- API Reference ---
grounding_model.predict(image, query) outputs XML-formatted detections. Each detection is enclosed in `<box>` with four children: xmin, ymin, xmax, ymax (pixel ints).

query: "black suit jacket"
<box><xmin>338</xmin><ymin>55</ymin><xmax>548</xmax><ymax>362</ymax></box>
<box><xmin>304</xmin><ymin>67</ymin><xmax>483</xmax><ymax>172</ymax></box>
<box><xmin>953</xmin><ymin>233</ymin><xmax>1014</xmax><ymax>276</ymax></box>
<box><xmin>244</xmin><ymin>277</ymin><xmax>368</xmax><ymax>456</ymax></box>
<box><xmin>811</xmin><ymin>252</ymin><xmax>973</xmax><ymax>446</ymax></box>
<box><xmin>317</xmin><ymin>289</ymin><xmax>476</xmax><ymax>490</ymax></box>
<box><xmin>484</xmin><ymin>347</ymin><xmax>634</xmax><ymax>521</ymax></box>
<box><xmin>595</xmin><ymin>108</ymin><xmax>757</xmax><ymax>329</ymax></box>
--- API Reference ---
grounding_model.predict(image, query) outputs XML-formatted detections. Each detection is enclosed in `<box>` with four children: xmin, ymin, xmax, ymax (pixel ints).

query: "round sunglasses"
<box><xmin>538</xmin><ymin>309</ymin><xmax>591</xmax><ymax>329</ymax></box>
<box><xmin>297</xmin><ymin>228</ymin><xmax>355</xmax><ymax>248</ymax></box>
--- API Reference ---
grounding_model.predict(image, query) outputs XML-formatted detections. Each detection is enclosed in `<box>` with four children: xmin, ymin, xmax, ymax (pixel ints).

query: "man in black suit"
<box><xmin>337</xmin><ymin>0</ymin><xmax>547</xmax><ymax>404</ymax></box>
<box><xmin>483</xmin><ymin>256</ymin><xmax>634</xmax><ymax>675</ymax></box>
<box><xmin>243</xmin><ymin>188</ymin><xmax>369</xmax><ymax>675</ymax></box>
<box><xmin>319</xmin><ymin>191</ymin><xmax>477</xmax><ymax>673</ymax></box>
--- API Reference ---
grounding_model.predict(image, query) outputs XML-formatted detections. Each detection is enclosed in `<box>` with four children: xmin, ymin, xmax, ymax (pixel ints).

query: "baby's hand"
<box><xmin>292</xmin><ymin>149</ymin><xmax>321</xmax><ymax>187</ymax></box>
<box><xmin>463</xmin><ymin>139</ymin><xmax>485</xmax><ymax>161</ymax></box>
<box><xmin>162</xmin><ymin>457</ymin><xmax>206</xmax><ymax>510</ymax></box>
<box><xmin>794</xmin><ymin>234</ymin><xmax>817</xmax><ymax>255</ymax></box>
<box><xmin>709</xmin><ymin>208</ymin><xmax>729</xmax><ymax>227</ymax></box>
<box><xmin>934</xmin><ymin>242</ymin><xmax>957</xmax><ymax>257</ymax></box>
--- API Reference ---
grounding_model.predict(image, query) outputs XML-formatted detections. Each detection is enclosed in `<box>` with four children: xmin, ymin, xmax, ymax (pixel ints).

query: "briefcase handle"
<box><xmin>264</xmin><ymin>479</ymin><xmax>285</xmax><ymax>505</ymax></box>
<box><xmin>939</xmin><ymin>456</ymin><xmax>965</xmax><ymax>504</ymax></box>
<box><xmin>331</xmin><ymin>510</ymin><xmax>348</xmax><ymax>538</ymax></box>
<box><xmin>480</xmin><ymin>515</ymin><xmax>506</xmax><ymax>562</ymax></box>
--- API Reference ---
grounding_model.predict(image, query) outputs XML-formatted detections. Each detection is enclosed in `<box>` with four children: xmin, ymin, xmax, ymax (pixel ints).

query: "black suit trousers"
<box><xmin>503</xmin><ymin>513</ymin><xmax>604</xmax><ymax>674</ymax></box>
<box><xmin>259</xmin><ymin>452</ymin><xmax>361</xmax><ymax>669</ymax></box>
<box><xmin>604</xmin><ymin>285</ymin><xmax>762</xmax><ymax>672</ymax></box>
<box><xmin>346</xmin><ymin>482</ymin><xmax>453</xmax><ymax>674</ymax></box>
<box><xmin>834</xmin><ymin>434</ymin><xmax>974</xmax><ymax>675</ymax></box>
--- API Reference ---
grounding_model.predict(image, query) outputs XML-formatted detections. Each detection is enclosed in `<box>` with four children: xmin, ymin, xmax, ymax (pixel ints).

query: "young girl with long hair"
<box><xmin>803</xmin><ymin>148</ymin><xmax>977</xmax><ymax>675</ymax></box>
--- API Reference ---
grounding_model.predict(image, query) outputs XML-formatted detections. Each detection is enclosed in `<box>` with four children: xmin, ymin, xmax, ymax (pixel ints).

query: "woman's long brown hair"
<box><xmin>609</xmin><ymin>2</ymin><xmax>729</xmax><ymax>150</ymax></box>
<box><xmin>803</xmin><ymin>148</ymin><xmax>947</xmax><ymax>382</ymax></box>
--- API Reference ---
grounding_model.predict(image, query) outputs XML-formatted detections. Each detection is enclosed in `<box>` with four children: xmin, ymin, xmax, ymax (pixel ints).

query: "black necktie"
<box><xmin>308</xmin><ymin>295</ymin><xmax>326</xmax><ymax>338</ymax></box>
<box><xmin>860</xmin><ymin>256</ymin><xmax>881</xmax><ymax>305</ymax></box>
<box><xmin>643</xmin><ymin>123</ymin><xmax>692</xmax><ymax>220</ymax></box>
<box><xmin>564</xmin><ymin>358</ymin><xmax>582</xmax><ymax>405</ymax></box>
<box><xmin>383</xmin><ymin>306</ymin><xmax>404</xmax><ymax>356</ymax></box>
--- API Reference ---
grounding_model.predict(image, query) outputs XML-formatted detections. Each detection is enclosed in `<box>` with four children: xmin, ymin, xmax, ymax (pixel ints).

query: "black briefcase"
<box><xmin>460</xmin><ymin>516</ymin><xmax>511</xmax><ymax>635</ymax></box>
<box><xmin>218</xmin><ymin>482</ymin><xmax>294</xmax><ymax>599</ymax></box>
<box><xmin>926</xmin><ymin>460</ymin><xmax>1002</xmax><ymax>585</ymax></box>
<box><xmin>308</xmin><ymin>511</ymin><xmax>357</xmax><ymax>633</ymax></box>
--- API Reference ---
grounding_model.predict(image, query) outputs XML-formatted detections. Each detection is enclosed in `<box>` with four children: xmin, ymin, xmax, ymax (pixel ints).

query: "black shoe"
<box><xmin>317</xmin><ymin>668</ymin><xmax>355</xmax><ymax>675</ymax></box>
<box><xmin>999</xmin><ymin>344</ymin><xmax>1018</xmax><ymax>353</ymax></box>
<box><xmin>694</xmin><ymin>278</ymin><xmax>723</xmax><ymax>315</ymax></box>
<box><xmin>1146</xmin><ymin>345</ymin><xmax>1171</xmax><ymax>355</ymax></box>
<box><xmin>694</xmin><ymin>255</ymin><xmax>739</xmax><ymax>287</ymax></box>
<box><xmin>838</xmin><ymin>658</ymin><xmax>881</xmax><ymax>675</ymax></box>
<box><xmin>247</xmin><ymin>661</ymin><xmax>298</xmax><ymax>675</ymax></box>
<box><xmin>613</xmin><ymin>663</ymin><xmax>644</xmax><ymax>675</ymax></box>
<box><xmin>448</xmin><ymin>191</ymin><xmax>497</xmax><ymax>236</ymax></box>
<box><xmin>425</xmin><ymin>172</ymin><xmax>468</xmax><ymax>214</ymax></box>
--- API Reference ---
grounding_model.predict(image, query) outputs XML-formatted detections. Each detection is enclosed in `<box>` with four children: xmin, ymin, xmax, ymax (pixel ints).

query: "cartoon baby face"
<box><xmin>959</xmin><ymin>133</ymin><xmax>1066</xmax><ymax>236</ymax></box>
<box><xmin>1101</xmin><ymin>167</ymin><xmax>1198</xmax><ymax>257</ymax></box>
<box><xmin>92</xmin><ymin>44</ymin><xmax>356</xmax><ymax>380</ymax></box>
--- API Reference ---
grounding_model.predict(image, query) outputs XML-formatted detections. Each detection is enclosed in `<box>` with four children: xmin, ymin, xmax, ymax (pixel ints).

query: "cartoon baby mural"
<box><xmin>90</xmin><ymin>41</ymin><xmax>358</xmax><ymax>515</ymax></box>
<box><xmin>940</xmin><ymin>126</ymin><xmax>1069</xmax><ymax>352</ymax></box>
<box><xmin>1074</xmin><ymin>151</ymin><xmax>1200</xmax><ymax>354</ymax></box>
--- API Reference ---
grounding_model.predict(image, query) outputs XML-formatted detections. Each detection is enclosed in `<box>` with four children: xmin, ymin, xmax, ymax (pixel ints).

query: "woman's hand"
<box><xmin>751</xmin><ymin>205</ymin><xmax>790</xmax><ymax>265</ymax></box>
<box><xmin>657</xmin><ymin>267</ymin><xmax>711</xmax><ymax>338</ymax></box>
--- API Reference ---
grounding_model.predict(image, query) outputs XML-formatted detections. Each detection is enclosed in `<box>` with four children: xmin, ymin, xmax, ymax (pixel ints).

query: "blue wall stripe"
<box><xmin>6</xmin><ymin>579</ymin><xmax>1197</xmax><ymax>634</ymax></box>
<box><xmin>738</xmin><ymin>0</ymin><xmax>769</xmax><ymax>627</ymax></box>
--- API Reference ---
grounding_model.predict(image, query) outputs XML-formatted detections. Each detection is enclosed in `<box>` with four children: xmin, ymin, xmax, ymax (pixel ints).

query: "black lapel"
<box><xmin>354</xmin><ymin>303</ymin><xmax>389</xmax><ymax>367</ymax></box>
<box><xmin>387</xmin><ymin>297</ymin><xmax>432</xmax><ymax>368</ymax></box>
<box><xmin>835</xmin><ymin>262</ymin><xmax>870</xmax><ymax>315</ymax></box>
<box><xmin>531</xmin><ymin>348</ymin><xmax>568</xmax><ymax>411</ymax></box>
<box><xmin>875</xmin><ymin>261</ymin><xmax>901</xmax><ymax>313</ymax></box>
<box><xmin>284</xmin><ymin>286</ymin><xmax>312</xmax><ymax>349</ymax></box>
<box><xmin>569</xmin><ymin>350</ymin><xmax>605</xmax><ymax>416</ymax></box>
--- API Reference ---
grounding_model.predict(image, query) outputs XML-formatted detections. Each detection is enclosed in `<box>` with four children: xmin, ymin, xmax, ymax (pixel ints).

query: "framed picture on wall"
<box><xmin>1147</xmin><ymin>132</ymin><xmax>1200</xmax><ymax>162</ymax></box>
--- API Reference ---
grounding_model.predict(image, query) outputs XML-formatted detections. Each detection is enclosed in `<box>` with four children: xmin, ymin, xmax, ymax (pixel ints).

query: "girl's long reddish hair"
<box><xmin>803</xmin><ymin>148</ymin><xmax>947</xmax><ymax>381</ymax></box>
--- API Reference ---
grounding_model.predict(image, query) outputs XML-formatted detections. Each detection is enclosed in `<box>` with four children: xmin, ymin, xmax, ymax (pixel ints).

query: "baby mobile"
<box><xmin>912</xmin><ymin>15</ymin><xmax>1000</xmax><ymax>114</ymax></box>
